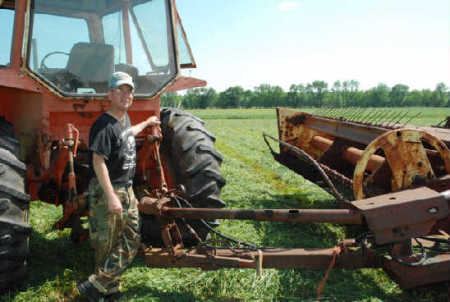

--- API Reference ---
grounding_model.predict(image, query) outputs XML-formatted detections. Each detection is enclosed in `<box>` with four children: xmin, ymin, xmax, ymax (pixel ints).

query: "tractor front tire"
<box><xmin>0</xmin><ymin>118</ymin><xmax>31</xmax><ymax>291</ymax></box>
<box><xmin>140</xmin><ymin>108</ymin><xmax>226</xmax><ymax>246</ymax></box>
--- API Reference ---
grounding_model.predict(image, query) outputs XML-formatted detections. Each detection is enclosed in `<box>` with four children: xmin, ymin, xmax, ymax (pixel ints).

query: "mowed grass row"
<box><xmin>2</xmin><ymin>107</ymin><xmax>448</xmax><ymax>301</ymax></box>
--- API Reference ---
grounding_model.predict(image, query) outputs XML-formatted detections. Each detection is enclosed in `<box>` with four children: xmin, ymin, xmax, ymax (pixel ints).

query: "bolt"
<box><xmin>0</xmin><ymin>198</ymin><xmax>9</xmax><ymax>212</ymax></box>
<box><xmin>0</xmin><ymin>234</ymin><xmax>12</xmax><ymax>244</ymax></box>
<box><xmin>428</xmin><ymin>207</ymin><xmax>438</xmax><ymax>214</ymax></box>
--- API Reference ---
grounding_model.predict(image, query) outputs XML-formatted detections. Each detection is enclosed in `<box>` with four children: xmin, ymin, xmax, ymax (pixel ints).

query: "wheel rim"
<box><xmin>353</xmin><ymin>128</ymin><xmax>450</xmax><ymax>200</ymax></box>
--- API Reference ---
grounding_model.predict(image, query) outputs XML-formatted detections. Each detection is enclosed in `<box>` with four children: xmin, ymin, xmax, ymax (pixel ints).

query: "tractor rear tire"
<box><xmin>0</xmin><ymin>118</ymin><xmax>31</xmax><ymax>291</ymax></box>
<box><xmin>140</xmin><ymin>108</ymin><xmax>226</xmax><ymax>246</ymax></box>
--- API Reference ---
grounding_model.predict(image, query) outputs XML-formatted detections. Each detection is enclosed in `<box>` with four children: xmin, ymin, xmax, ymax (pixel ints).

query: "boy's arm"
<box><xmin>130</xmin><ymin>116</ymin><xmax>160</xmax><ymax>136</ymax></box>
<box><xmin>92</xmin><ymin>152</ymin><xmax>122</xmax><ymax>214</ymax></box>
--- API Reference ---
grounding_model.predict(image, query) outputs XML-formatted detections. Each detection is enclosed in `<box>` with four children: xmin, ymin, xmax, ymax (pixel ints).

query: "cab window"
<box><xmin>30</xmin><ymin>14</ymin><xmax>89</xmax><ymax>70</ymax></box>
<box><xmin>0</xmin><ymin>8</ymin><xmax>14</xmax><ymax>67</ymax></box>
<box><xmin>28</xmin><ymin>0</ymin><xmax>177</xmax><ymax>97</ymax></box>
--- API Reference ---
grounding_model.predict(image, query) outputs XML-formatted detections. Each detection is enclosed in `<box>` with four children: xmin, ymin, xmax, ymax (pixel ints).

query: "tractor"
<box><xmin>0</xmin><ymin>0</ymin><xmax>225</xmax><ymax>290</ymax></box>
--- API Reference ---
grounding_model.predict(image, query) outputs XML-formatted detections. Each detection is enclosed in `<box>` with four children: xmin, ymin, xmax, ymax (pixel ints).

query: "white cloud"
<box><xmin>279</xmin><ymin>1</ymin><xmax>300</xmax><ymax>11</ymax></box>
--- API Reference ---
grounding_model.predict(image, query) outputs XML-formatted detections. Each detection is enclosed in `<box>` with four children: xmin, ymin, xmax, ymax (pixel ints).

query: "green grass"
<box><xmin>1</xmin><ymin>107</ymin><xmax>448</xmax><ymax>302</ymax></box>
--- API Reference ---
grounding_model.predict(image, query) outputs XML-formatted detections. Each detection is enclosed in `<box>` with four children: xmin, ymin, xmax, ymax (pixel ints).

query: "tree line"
<box><xmin>161</xmin><ymin>80</ymin><xmax>450</xmax><ymax>109</ymax></box>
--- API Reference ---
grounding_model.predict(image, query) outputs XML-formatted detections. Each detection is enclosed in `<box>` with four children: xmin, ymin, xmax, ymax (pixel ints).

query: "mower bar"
<box><xmin>161</xmin><ymin>207</ymin><xmax>363</xmax><ymax>224</ymax></box>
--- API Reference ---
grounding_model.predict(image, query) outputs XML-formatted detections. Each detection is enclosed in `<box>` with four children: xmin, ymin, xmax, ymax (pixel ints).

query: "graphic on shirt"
<box><xmin>120</xmin><ymin>128</ymin><xmax>136</xmax><ymax>170</ymax></box>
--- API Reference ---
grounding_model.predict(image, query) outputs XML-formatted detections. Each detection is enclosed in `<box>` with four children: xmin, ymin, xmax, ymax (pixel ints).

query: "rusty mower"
<box><xmin>267</xmin><ymin>108</ymin><xmax>450</xmax><ymax>202</ymax></box>
<box><xmin>133</xmin><ymin>108</ymin><xmax>450</xmax><ymax>291</ymax></box>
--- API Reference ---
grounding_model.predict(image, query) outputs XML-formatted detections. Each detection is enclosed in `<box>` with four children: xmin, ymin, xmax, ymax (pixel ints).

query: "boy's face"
<box><xmin>108</xmin><ymin>84</ymin><xmax>134</xmax><ymax>111</ymax></box>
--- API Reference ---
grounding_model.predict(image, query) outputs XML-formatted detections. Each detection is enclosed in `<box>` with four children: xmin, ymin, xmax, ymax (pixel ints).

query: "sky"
<box><xmin>176</xmin><ymin>0</ymin><xmax>450</xmax><ymax>92</ymax></box>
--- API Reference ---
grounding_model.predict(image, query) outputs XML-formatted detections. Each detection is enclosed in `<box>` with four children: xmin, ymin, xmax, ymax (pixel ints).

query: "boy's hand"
<box><xmin>146</xmin><ymin>116</ymin><xmax>160</xmax><ymax>127</ymax></box>
<box><xmin>108</xmin><ymin>194</ymin><xmax>123</xmax><ymax>214</ymax></box>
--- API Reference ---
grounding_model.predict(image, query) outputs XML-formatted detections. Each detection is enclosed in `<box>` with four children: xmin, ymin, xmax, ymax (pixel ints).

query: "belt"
<box><xmin>112</xmin><ymin>181</ymin><xmax>133</xmax><ymax>189</ymax></box>
<box><xmin>90</xmin><ymin>178</ymin><xmax>133</xmax><ymax>189</ymax></box>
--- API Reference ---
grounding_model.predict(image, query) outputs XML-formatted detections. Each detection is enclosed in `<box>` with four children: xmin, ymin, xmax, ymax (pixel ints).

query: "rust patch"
<box><xmin>286</xmin><ymin>113</ymin><xmax>307</xmax><ymax>126</ymax></box>
<box><xmin>73</xmin><ymin>103</ymin><xmax>93</xmax><ymax>118</ymax></box>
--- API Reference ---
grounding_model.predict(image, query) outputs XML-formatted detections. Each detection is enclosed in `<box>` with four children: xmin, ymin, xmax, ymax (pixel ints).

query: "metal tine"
<box><xmin>377</xmin><ymin>110</ymin><xmax>390</xmax><ymax>125</ymax></box>
<box><xmin>337</xmin><ymin>107</ymin><xmax>350</xmax><ymax>118</ymax></box>
<box><xmin>380</xmin><ymin>111</ymin><xmax>398</xmax><ymax>127</ymax></box>
<box><xmin>392</xmin><ymin>111</ymin><xmax>410</xmax><ymax>127</ymax></box>
<box><xmin>314</xmin><ymin>107</ymin><xmax>325</xmax><ymax>116</ymax></box>
<box><xmin>342</xmin><ymin>107</ymin><xmax>352</xmax><ymax>117</ymax></box>
<box><xmin>311</xmin><ymin>107</ymin><xmax>321</xmax><ymax>116</ymax></box>
<box><xmin>377</xmin><ymin>110</ymin><xmax>390</xmax><ymax>126</ymax></box>
<box><xmin>360</xmin><ymin>108</ymin><xmax>376</xmax><ymax>123</ymax></box>
<box><xmin>316</xmin><ymin>107</ymin><xmax>330</xmax><ymax>116</ymax></box>
<box><xmin>386</xmin><ymin>111</ymin><xmax>405</xmax><ymax>127</ymax></box>
<box><xmin>358</xmin><ymin>108</ymin><xmax>370</xmax><ymax>122</ymax></box>
<box><xmin>324</xmin><ymin>107</ymin><xmax>336</xmax><ymax>115</ymax></box>
<box><xmin>330</xmin><ymin>107</ymin><xmax>341</xmax><ymax>118</ymax></box>
<box><xmin>402</xmin><ymin>112</ymin><xmax>421</xmax><ymax>126</ymax></box>
<box><xmin>370</xmin><ymin>109</ymin><xmax>385</xmax><ymax>124</ymax></box>
<box><xmin>345</xmin><ymin>107</ymin><xmax>357</xmax><ymax>119</ymax></box>
<box><xmin>350</xmin><ymin>108</ymin><xmax>366</xmax><ymax>122</ymax></box>
<box><xmin>346</xmin><ymin>107</ymin><xmax>359</xmax><ymax>121</ymax></box>
<box><xmin>367</xmin><ymin>109</ymin><xmax>382</xmax><ymax>123</ymax></box>
<box><xmin>435</xmin><ymin>118</ymin><xmax>444</xmax><ymax>127</ymax></box>
<box><xmin>364</xmin><ymin>108</ymin><xmax>381</xmax><ymax>123</ymax></box>
<box><xmin>371</xmin><ymin>110</ymin><xmax>383</xmax><ymax>124</ymax></box>
<box><xmin>324</xmin><ymin>107</ymin><xmax>334</xmax><ymax>115</ymax></box>
<box><xmin>344</xmin><ymin>107</ymin><xmax>357</xmax><ymax>119</ymax></box>
<box><xmin>363</xmin><ymin>109</ymin><xmax>376</xmax><ymax>123</ymax></box>
<box><xmin>345</xmin><ymin>107</ymin><xmax>357</xmax><ymax>120</ymax></box>
<box><xmin>324</xmin><ymin>108</ymin><xmax>336</xmax><ymax>118</ymax></box>
<box><xmin>386</xmin><ymin>110</ymin><xmax>402</xmax><ymax>126</ymax></box>
<box><xmin>330</xmin><ymin>107</ymin><xmax>341</xmax><ymax>117</ymax></box>
<box><xmin>330</xmin><ymin>108</ymin><xmax>342</xmax><ymax>118</ymax></box>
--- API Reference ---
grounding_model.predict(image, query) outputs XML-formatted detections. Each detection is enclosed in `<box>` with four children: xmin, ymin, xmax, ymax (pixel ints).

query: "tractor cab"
<box><xmin>2</xmin><ymin>0</ymin><xmax>195</xmax><ymax>97</ymax></box>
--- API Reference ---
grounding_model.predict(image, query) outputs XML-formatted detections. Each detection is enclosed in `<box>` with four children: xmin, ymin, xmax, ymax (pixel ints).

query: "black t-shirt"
<box><xmin>89</xmin><ymin>112</ymin><xmax>136</xmax><ymax>186</ymax></box>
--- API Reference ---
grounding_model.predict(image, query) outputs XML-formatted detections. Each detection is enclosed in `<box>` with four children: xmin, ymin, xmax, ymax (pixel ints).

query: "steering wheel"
<box><xmin>353</xmin><ymin>128</ymin><xmax>450</xmax><ymax>200</ymax></box>
<box><xmin>39</xmin><ymin>51</ymin><xmax>70</xmax><ymax>73</ymax></box>
<box><xmin>39</xmin><ymin>51</ymin><xmax>85</xmax><ymax>92</ymax></box>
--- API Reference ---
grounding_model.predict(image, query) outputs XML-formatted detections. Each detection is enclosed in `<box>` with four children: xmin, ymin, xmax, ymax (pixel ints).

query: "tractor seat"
<box><xmin>66</xmin><ymin>42</ymin><xmax>114</xmax><ymax>87</ymax></box>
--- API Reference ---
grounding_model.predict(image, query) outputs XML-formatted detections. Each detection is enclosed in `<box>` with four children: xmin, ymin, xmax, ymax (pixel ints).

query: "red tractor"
<box><xmin>0</xmin><ymin>0</ymin><xmax>225</xmax><ymax>290</ymax></box>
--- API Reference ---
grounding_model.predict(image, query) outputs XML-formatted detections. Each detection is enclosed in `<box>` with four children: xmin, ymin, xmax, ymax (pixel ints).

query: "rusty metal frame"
<box><xmin>274</xmin><ymin>108</ymin><xmax>450</xmax><ymax>201</ymax></box>
<box><xmin>138</xmin><ymin>186</ymin><xmax>450</xmax><ymax>289</ymax></box>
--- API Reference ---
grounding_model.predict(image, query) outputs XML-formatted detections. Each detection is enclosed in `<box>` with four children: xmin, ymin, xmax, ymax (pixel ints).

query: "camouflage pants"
<box><xmin>87</xmin><ymin>181</ymin><xmax>141</xmax><ymax>295</ymax></box>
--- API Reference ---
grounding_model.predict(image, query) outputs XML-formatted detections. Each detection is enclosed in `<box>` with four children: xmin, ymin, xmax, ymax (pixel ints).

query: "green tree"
<box><xmin>390</xmin><ymin>84</ymin><xmax>409</xmax><ymax>107</ymax></box>
<box><xmin>331</xmin><ymin>80</ymin><xmax>343</xmax><ymax>107</ymax></box>
<box><xmin>365</xmin><ymin>83</ymin><xmax>390</xmax><ymax>107</ymax></box>
<box><xmin>421</xmin><ymin>89</ymin><xmax>433</xmax><ymax>107</ymax></box>
<box><xmin>287</xmin><ymin>84</ymin><xmax>306</xmax><ymax>108</ymax></box>
<box><xmin>345</xmin><ymin>80</ymin><xmax>360</xmax><ymax>106</ymax></box>
<box><xmin>241</xmin><ymin>89</ymin><xmax>254</xmax><ymax>108</ymax></box>
<box><xmin>217</xmin><ymin>86</ymin><xmax>245</xmax><ymax>108</ymax></box>
<box><xmin>161</xmin><ymin>91</ymin><xmax>180</xmax><ymax>107</ymax></box>
<box><xmin>252</xmin><ymin>84</ymin><xmax>286</xmax><ymax>107</ymax></box>
<box><xmin>308</xmin><ymin>80</ymin><xmax>328</xmax><ymax>107</ymax></box>
<box><xmin>182</xmin><ymin>87</ymin><xmax>217</xmax><ymax>109</ymax></box>
<box><xmin>402</xmin><ymin>90</ymin><xmax>423</xmax><ymax>106</ymax></box>
<box><xmin>430</xmin><ymin>82</ymin><xmax>448</xmax><ymax>107</ymax></box>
